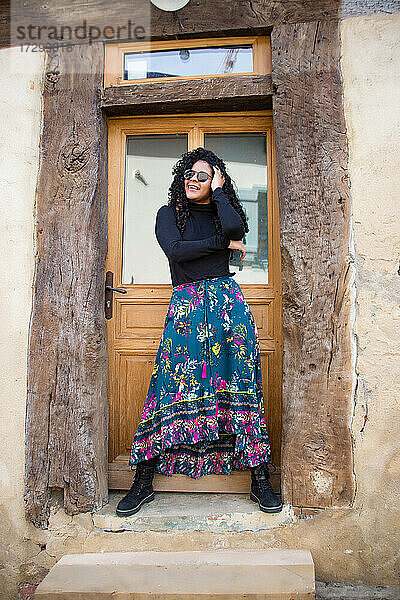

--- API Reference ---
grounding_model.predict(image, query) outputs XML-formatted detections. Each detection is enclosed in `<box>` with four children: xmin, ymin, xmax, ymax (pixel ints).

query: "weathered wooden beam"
<box><xmin>271</xmin><ymin>20</ymin><xmax>355</xmax><ymax>508</ymax></box>
<box><xmin>3</xmin><ymin>0</ymin><xmax>400</xmax><ymax>49</ymax></box>
<box><xmin>25</xmin><ymin>43</ymin><xmax>108</xmax><ymax>528</ymax></box>
<box><xmin>101</xmin><ymin>75</ymin><xmax>272</xmax><ymax>116</ymax></box>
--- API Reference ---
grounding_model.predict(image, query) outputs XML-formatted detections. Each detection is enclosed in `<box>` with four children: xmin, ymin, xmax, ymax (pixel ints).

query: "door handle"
<box><xmin>106</xmin><ymin>286</ymin><xmax>127</xmax><ymax>293</ymax></box>
<box><xmin>105</xmin><ymin>270</ymin><xmax>127</xmax><ymax>319</ymax></box>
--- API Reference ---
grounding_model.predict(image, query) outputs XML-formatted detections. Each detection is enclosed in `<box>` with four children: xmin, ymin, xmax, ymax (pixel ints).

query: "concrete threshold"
<box><xmin>94</xmin><ymin>492</ymin><xmax>296</xmax><ymax>533</ymax></box>
<box><xmin>35</xmin><ymin>549</ymin><xmax>315</xmax><ymax>599</ymax></box>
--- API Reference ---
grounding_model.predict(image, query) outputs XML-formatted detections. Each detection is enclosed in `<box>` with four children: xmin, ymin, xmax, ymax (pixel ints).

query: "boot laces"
<box><xmin>127</xmin><ymin>466</ymin><xmax>153</xmax><ymax>495</ymax></box>
<box><xmin>258</xmin><ymin>477</ymin><xmax>274</xmax><ymax>493</ymax></box>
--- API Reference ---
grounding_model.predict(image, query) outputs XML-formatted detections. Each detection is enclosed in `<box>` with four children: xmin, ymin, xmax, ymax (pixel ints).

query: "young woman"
<box><xmin>116</xmin><ymin>147</ymin><xmax>282</xmax><ymax>516</ymax></box>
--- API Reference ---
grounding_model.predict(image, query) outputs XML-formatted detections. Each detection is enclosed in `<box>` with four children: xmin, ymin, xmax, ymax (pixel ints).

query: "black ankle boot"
<box><xmin>250</xmin><ymin>463</ymin><xmax>283</xmax><ymax>513</ymax></box>
<box><xmin>116</xmin><ymin>458</ymin><xmax>156</xmax><ymax>516</ymax></box>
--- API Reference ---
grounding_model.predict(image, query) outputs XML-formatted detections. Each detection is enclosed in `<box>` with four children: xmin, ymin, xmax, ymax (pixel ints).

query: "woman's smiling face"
<box><xmin>184</xmin><ymin>160</ymin><xmax>213</xmax><ymax>204</ymax></box>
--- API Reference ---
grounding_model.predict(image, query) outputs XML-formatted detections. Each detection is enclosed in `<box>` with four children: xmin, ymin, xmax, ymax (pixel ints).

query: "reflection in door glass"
<box><xmin>124</xmin><ymin>46</ymin><xmax>253</xmax><ymax>80</ymax></box>
<box><xmin>205</xmin><ymin>133</ymin><xmax>268</xmax><ymax>284</ymax></box>
<box><xmin>122</xmin><ymin>134</ymin><xmax>187</xmax><ymax>284</ymax></box>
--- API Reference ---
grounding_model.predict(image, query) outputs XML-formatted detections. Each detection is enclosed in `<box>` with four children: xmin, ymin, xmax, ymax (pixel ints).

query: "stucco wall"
<box><xmin>339</xmin><ymin>8</ymin><xmax>400</xmax><ymax>570</ymax></box>
<box><xmin>0</xmin><ymin>11</ymin><xmax>399</xmax><ymax>599</ymax></box>
<box><xmin>0</xmin><ymin>46</ymin><xmax>44</xmax><ymax>597</ymax></box>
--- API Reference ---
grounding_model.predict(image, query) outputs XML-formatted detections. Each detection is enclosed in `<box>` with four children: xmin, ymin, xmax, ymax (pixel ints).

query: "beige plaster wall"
<box><xmin>0</xmin><ymin>11</ymin><xmax>400</xmax><ymax>600</ymax></box>
<box><xmin>338</xmin><ymin>7</ymin><xmax>400</xmax><ymax>578</ymax></box>
<box><xmin>0</xmin><ymin>46</ymin><xmax>45</xmax><ymax>597</ymax></box>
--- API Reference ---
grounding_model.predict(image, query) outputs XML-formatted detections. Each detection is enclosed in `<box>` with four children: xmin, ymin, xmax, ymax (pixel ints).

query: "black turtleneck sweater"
<box><xmin>155</xmin><ymin>187</ymin><xmax>245</xmax><ymax>287</ymax></box>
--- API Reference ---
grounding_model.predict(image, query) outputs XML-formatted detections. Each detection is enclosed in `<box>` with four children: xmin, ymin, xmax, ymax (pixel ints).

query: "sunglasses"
<box><xmin>183</xmin><ymin>169</ymin><xmax>212</xmax><ymax>182</ymax></box>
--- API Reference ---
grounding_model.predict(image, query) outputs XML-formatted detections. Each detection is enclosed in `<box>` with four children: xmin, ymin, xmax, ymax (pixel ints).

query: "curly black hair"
<box><xmin>167</xmin><ymin>147</ymin><xmax>249</xmax><ymax>237</ymax></box>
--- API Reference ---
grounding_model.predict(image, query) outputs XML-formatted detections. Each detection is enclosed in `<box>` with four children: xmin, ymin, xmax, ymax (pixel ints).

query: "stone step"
<box><xmin>94</xmin><ymin>492</ymin><xmax>295</xmax><ymax>533</ymax></box>
<box><xmin>35</xmin><ymin>549</ymin><xmax>315</xmax><ymax>599</ymax></box>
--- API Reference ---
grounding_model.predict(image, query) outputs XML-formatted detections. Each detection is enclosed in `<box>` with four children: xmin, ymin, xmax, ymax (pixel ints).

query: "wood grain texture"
<box><xmin>25</xmin><ymin>43</ymin><xmax>109</xmax><ymax>527</ymax></box>
<box><xmin>3</xmin><ymin>1</ymin><xmax>400</xmax><ymax>48</ymax></box>
<box><xmin>271</xmin><ymin>20</ymin><xmax>355</xmax><ymax>507</ymax></box>
<box><xmin>109</xmin><ymin>463</ymin><xmax>281</xmax><ymax>494</ymax></box>
<box><xmin>101</xmin><ymin>75</ymin><xmax>273</xmax><ymax>117</ymax></box>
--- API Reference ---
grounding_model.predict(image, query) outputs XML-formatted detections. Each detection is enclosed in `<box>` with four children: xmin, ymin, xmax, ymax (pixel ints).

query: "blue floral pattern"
<box><xmin>129</xmin><ymin>275</ymin><xmax>271</xmax><ymax>478</ymax></box>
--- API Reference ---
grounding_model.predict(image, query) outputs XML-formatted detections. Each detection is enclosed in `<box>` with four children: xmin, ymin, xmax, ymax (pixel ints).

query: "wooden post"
<box><xmin>271</xmin><ymin>20</ymin><xmax>355</xmax><ymax>507</ymax></box>
<box><xmin>25</xmin><ymin>43</ymin><xmax>109</xmax><ymax>527</ymax></box>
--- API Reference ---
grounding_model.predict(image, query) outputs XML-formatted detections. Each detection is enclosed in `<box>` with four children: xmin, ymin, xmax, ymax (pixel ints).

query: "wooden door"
<box><xmin>106</xmin><ymin>112</ymin><xmax>282</xmax><ymax>492</ymax></box>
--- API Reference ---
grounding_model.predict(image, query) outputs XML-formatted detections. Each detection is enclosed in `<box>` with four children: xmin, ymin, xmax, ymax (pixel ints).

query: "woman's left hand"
<box><xmin>228</xmin><ymin>239</ymin><xmax>246</xmax><ymax>260</ymax></box>
<box><xmin>211</xmin><ymin>166</ymin><xmax>226</xmax><ymax>191</ymax></box>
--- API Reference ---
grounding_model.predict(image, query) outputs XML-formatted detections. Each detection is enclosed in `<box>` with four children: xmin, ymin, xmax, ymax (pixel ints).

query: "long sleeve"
<box><xmin>212</xmin><ymin>187</ymin><xmax>246</xmax><ymax>240</ymax></box>
<box><xmin>155</xmin><ymin>205</ymin><xmax>228</xmax><ymax>263</ymax></box>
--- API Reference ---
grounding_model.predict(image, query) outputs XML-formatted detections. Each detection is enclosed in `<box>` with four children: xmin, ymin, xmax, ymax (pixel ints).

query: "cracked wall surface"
<box><xmin>0</xmin><ymin>11</ymin><xmax>400</xmax><ymax>600</ymax></box>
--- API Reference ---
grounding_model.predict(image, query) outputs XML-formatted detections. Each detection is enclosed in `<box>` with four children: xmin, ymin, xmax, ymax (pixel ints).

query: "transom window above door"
<box><xmin>104</xmin><ymin>36</ymin><xmax>271</xmax><ymax>87</ymax></box>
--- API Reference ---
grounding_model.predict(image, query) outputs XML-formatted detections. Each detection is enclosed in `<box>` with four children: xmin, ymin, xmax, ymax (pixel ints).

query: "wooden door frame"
<box><xmin>106</xmin><ymin>112</ymin><xmax>283</xmax><ymax>492</ymax></box>
<box><xmin>24</xmin><ymin>10</ymin><xmax>356</xmax><ymax>526</ymax></box>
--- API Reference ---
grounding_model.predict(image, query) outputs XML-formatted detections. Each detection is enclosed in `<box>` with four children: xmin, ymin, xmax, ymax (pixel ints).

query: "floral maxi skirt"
<box><xmin>129</xmin><ymin>275</ymin><xmax>271</xmax><ymax>478</ymax></box>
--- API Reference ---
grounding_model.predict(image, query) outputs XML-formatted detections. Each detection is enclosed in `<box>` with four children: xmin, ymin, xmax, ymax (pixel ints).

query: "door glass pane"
<box><xmin>204</xmin><ymin>133</ymin><xmax>269</xmax><ymax>284</ymax></box>
<box><xmin>122</xmin><ymin>134</ymin><xmax>187</xmax><ymax>284</ymax></box>
<box><xmin>123</xmin><ymin>46</ymin><xmax>253</xmax><ymax>80</ymax></box>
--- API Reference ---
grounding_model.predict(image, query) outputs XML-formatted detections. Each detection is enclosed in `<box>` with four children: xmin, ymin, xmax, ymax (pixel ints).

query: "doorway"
<box><xmin>106</xmin><ymin>112</ymin><xmax>282</xmax><ymax>492</ymax></box>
